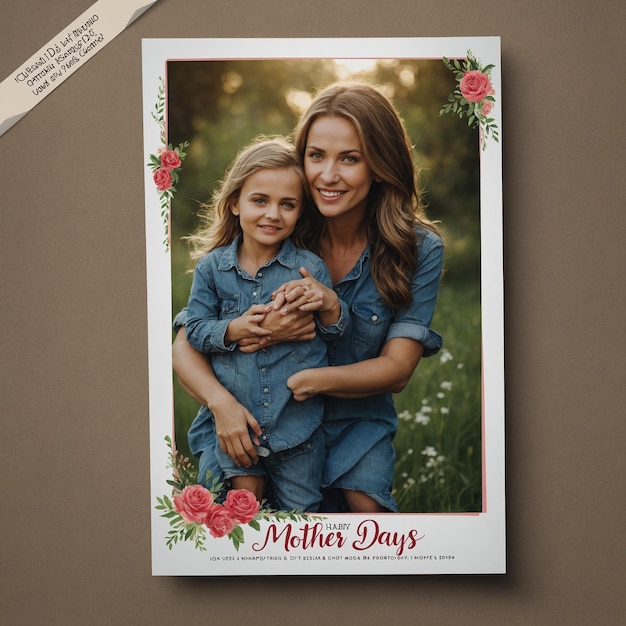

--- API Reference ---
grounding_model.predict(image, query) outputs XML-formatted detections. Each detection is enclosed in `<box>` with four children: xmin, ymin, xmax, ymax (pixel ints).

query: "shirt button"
<box><xmin>261</xmin><ymin>367</ymin><xmax>267</xmax><ymax>373</ymax></box>
<box><xmin>263</xmin><ymin>388</ymin><xmax>269</xmax><ymax>394</ymax></box>
<box><xmin>257</xmin><ymin>272</ymin><xmax>263</xmax><ymax>277</ymax></box>
<box><xmin>371</xmin><ymin>314</ymin><xmax>378</xmax><ymax>321</ymax></box>
<box><xmin>252</xmin><ymin>291</ymin><xmax>257</xmax><ymax>296</ymax></box>
<box><xmin>263</xmin><ymin>402</ymin><xmax>269</xmax><ymax>407</ymax></box>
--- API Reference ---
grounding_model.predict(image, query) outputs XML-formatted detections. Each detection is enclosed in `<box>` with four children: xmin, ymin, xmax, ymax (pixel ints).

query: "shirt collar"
<box><xmin>218</xmin><ymin>235</ymin><xmax>298</xmax><ymax>271</ymax></box>
<box><xmin>335</xmin><ymin>243</ymin><xmax>370</xmax><ymax>285</ymax></box>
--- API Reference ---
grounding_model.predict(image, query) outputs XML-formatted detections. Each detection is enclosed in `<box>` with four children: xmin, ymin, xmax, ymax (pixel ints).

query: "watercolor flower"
<box><xmin>159</xmin><ymin>148</ymin><xmax>182</xmax><ymax>171</ymax></box>
<box><xmin>156</xmin><ymin>436</ymin><xmax>323</xmax><ymax>552</ymax></box>
<box><xmin>204</xmin><ymin>505</ymin><xmax>236</xmax><ymax>539</ymax></box>
<box><xmin>153</xmin><ymin>167</ymin><xmax>173</xmax><ymax>192</ymax></box>
<box><xmin>147</xmin><ymin>76</ymin><xmax>189</xmax><ymax>250</ymax></box>
<box><xmin>224</xmin><ymin>489</ymin><xmax>261</xmax><ymax>524</ymax></box>
<box><xmin>459</xmin><ymin>69</ymin><xmax>494</xmax><ymax>103</ymax></box>
<box><xmin>440</xmin><ymin>50</ymin><xmax>499</xmax><ymax>150</ymax></box>
<box><xmin>481</xmin><ymin>99</ymin><xmax>493</xmax><ymax>116</ymax></box>
<box><xmin>173</xmin><ymin>484</ymin><xmax>215</xmax><ymax>525</ymax></box>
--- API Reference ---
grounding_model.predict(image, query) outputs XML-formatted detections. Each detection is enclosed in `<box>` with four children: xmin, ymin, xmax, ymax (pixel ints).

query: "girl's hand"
<box><xmin>237</xmin><ymin>307</ymin><xmax>316</xmax><ymax>353</ymax></box>
<box><xmin>224</xmin><ymin>303</ymin><xmax>273</xmax><ymax>344</ymax></box>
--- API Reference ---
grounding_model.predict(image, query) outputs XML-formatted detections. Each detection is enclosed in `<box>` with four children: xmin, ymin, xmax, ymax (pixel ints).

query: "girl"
<box><xmin>173</xmin><ymin>82</ymin><xmax>443</xmax><ymax>513</ymax></box>
<box><xmin>183</xmin><ymin>136</ymin><xmax>347</xmax><ymax>513</ymax></box>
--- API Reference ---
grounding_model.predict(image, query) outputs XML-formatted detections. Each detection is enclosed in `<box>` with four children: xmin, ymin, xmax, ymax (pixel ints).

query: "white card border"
<box><xmin>142</xmin><ymin>37</ymin><xmax>505</xmax><ymax>576</ymax></box>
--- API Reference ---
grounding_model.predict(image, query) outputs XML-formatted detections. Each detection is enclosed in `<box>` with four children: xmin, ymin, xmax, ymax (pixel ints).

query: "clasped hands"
<box><xmin>229</xmin><ymin>267</ymin><xmax>328</xmax><ymax>352</ymax></box>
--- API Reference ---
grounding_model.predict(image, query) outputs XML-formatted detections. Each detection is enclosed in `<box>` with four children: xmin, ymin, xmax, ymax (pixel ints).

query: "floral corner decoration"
<box><xmin>156</xmin><ymin>436</ymin><xmax>323</xmax><ymax>552</ymax></box>
<box><xmin>440</xmin><ymin>50</ymin><xmax>499</xmax><ymax>151</ymax></box>
<box><xmin>146</xmin><ymin>77</ymin><xmax>189</xmax><ymax>250</ymax></box>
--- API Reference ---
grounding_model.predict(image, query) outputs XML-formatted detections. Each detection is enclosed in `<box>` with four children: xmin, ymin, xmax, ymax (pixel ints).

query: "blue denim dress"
<box><xmin>320</xmin><ymin>228</ymin><xmax>443</xmax><ymax>512</ymax></box>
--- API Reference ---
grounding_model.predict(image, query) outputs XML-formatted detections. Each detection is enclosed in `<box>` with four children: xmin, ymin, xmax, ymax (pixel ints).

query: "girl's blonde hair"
<box><xmin>186</xmin><ymin>136</ymin><xmax>309</xmax><ymax>264</ymax></box>
<box><xmin>294</xmin><ymin>81</ymin><xmax>441</xmax><ymax>310</ymax></box>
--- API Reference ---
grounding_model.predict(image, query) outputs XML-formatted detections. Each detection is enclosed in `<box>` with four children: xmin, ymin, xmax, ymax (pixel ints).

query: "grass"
<box><xmin>392</xmin><ymin>279</ymin><xmax>482</xmax><ymax>512</ymax></box>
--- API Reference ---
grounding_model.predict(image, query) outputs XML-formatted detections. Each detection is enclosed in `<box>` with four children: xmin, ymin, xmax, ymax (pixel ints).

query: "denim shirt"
<box><xmin>185</xmin><ymin>236</ymin><xmax>349</xmax><ymax>453</ymax></box>
<box><xmin>323</xmin><ymin>227</ymin><xmax>443</xmax><ymax>433</ymax></box>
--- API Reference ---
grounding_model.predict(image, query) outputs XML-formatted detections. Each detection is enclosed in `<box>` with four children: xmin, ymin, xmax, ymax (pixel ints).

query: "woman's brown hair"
<box><xmin>294</xmin><ymin>81</ymin><xmax>440</xmax><ymax>310</ymax></box>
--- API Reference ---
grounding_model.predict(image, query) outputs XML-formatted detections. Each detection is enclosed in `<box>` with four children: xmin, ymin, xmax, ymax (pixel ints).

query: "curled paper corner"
<box><xmin>0</xmin><ymin>112</ymin><xmax>28</xmax><ymax>137</ymax></box>
<box><xmin>0</xmin><ymin>0</ymin><xmax>162</xmax><ymax>138</ymax></box>
<box><xmin>127</xmin><ymin>2</ymin><xmax>159</xmax><ymax>28</ymax></box>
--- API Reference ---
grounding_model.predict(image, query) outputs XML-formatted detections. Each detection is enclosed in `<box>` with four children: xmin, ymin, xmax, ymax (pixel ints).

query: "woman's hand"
<box><xmin>287</xmin><ymin>368</ymin><xmax>322</xmax><ymax>401</ymax></box>
<box><xmin>272</xmin><ymin>267</ymin><xmax>341</xmax><ymax>328</ymax></box>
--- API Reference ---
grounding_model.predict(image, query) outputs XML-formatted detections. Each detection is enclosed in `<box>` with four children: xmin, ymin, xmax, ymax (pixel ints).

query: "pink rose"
<box><xmin>159</xmin><ymin>149</ymin><xmax>182</xmax><ymax>171</ymax></box>
<box><xmin>204</xmin><ymin>505</ymin><xmax>235</xmax><ymax>538</ymax></box>
<box><xmin>153</xmin><ymin>167</ymin><xmax>172</xmax><ymax>192</ymax></box>
<box><xmin>224</xmin><ymin>489</ymin><xmax>261</xmax><ymax>524</ymax></box>
<box><xmin>459</xmin><ymin>70</ymin><xmax>494</xmax><ymax>103</ymax></box>
<box><xmin>173</xmin><ymin>484</ymin><xmax>215</xmax><ymax>524</ymax></box>
<box><xmin>481</xmin><ymin>100</ymin><xmax>493</xmax><ymax>116</ymax></box>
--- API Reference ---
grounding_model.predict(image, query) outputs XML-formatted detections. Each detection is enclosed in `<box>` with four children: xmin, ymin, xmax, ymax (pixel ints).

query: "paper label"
<box><xmin>0</xmin><ymin>0</ymin><xmax>159</xmax><ymax>136</ymax></box>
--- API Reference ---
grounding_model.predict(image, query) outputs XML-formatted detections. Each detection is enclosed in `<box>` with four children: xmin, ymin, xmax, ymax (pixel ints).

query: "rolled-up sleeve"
<box><xmin>316</xmin><ymin>296</ymin><xmax>350</xmax><ymax>340</ymax></box>
<box><xmin>385</xmin><ymin>230</ymin><xmax>444</xmax><ymax>357</ymax></box>
<box><xmin>185</xmin><ymin>259</ymin><xmax>235</xmax><ymax>353</ymax></box>
<box><xmin>172</xmin><ymin>307</ymin><xmax>187</xmax><ymax>333</ymax></box>
<box><xmin>308</xmin><ymin>256</ymin><xmax>350</xmax><ymax>341</ymax></box>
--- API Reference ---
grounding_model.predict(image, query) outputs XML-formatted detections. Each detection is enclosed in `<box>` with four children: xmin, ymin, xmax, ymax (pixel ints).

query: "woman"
<box><xmin>173</xmin><ymin>81</ymin><xmax>443</xmax><ymax>513</ymax></box>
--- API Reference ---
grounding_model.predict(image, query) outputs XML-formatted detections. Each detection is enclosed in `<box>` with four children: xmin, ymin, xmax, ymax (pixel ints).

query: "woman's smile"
<box><xmin>317</xmin><ymin>188</ymin><xmax>347</xmax><ymax>200</ymax></box>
